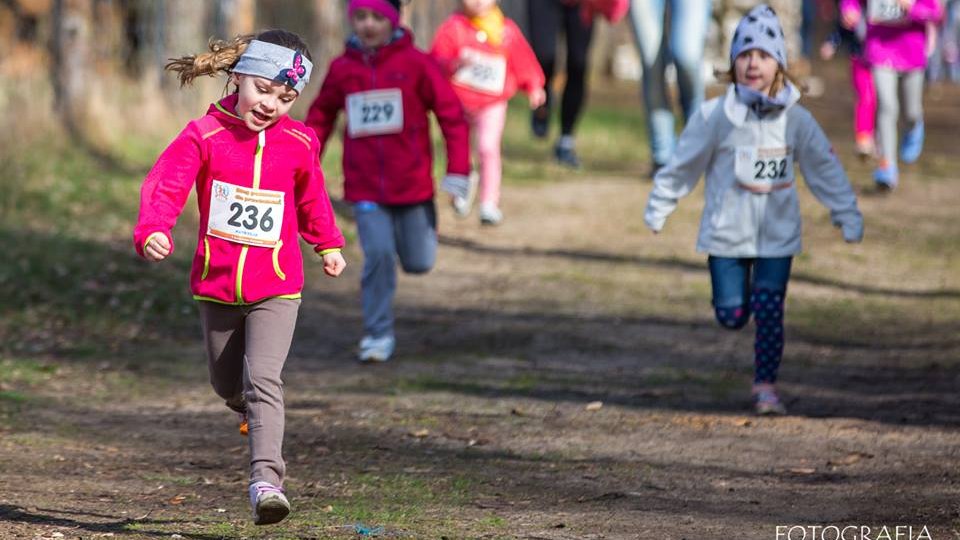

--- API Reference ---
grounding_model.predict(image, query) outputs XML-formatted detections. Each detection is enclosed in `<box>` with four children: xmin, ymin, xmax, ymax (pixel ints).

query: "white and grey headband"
<box><xmin>233</xmin><ymin>40</ymin><xmax>313</xmax><ymax>94</ymax></box>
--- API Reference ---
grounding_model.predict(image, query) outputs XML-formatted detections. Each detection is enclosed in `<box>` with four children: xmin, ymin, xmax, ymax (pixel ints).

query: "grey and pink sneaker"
<box><xmin>249</xmin><ymin>481</ymin><xmax>290</xmax><ymax>525</ymax></box>
<box><xmin>752</xmin><ymin>384</ymin><xmax>787</xmax><ymax>416</ymax></box>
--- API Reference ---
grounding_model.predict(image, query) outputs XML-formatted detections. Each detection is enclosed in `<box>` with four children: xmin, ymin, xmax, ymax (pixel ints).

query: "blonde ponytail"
<box><xmin>165</xmin><ymin>34</ymin><xmax>254</xmax><ymax>87</ymax></box>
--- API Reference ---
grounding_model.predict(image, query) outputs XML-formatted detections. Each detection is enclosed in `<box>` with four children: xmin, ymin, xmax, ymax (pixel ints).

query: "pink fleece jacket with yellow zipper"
<box><xmin>134</xmin><ymin>94</ymin><xmax>345</xmax><ymax>305</ymax></box>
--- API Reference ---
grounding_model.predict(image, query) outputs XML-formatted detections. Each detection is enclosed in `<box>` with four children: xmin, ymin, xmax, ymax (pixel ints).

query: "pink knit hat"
<box><xmin>349</xmin><ymin>0</ymin><xmax>401</xmax><ymax>27</ymax></box>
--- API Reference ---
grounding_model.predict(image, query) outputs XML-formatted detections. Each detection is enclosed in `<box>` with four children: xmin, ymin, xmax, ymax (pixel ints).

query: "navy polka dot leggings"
<box><xmin>708</xmin><ymin>256</ymin><xmax>793</xmax><ymax>384</ymax></box>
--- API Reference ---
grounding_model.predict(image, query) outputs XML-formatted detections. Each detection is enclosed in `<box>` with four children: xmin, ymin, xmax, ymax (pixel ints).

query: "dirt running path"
<box><xmin>2</xmin><ymin>84</ymin><xmax>960</xmax><ymax>539</ymax></box>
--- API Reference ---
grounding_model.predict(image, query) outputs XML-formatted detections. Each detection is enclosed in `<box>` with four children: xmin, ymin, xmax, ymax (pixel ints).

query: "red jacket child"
<box><xmin>431</xmin><ymin>12</ymin><xmax>545</xmax><ymax>114</ymax></box>
<box><xmin>305</xmin><ymin>29</ymin><xmax>471</xmax><ymax>206</ymax></box>
<box><xmin>134</xmin><ymin>94</ymin><xmax>345</xmax><ymax>305</ymax></box>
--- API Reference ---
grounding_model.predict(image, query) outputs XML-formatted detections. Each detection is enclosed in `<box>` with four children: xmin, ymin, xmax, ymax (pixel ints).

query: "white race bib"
<box><xmin>868</xmin><ymin>0</ymin><xmax>906</xmax><ymax>25</ymax></box>
<box><xmin>735</xmin><ymin>147</ymin><xmax>794</xmax><ymax>193</ymax></box>
<box><xmin>207</xmin><ymin>180</ymin><xmax>284</xmax><ymax>247</ymax></box>
<box><xmin>346</xmin><ymin>88</ymin><xmax>404</xmax><ymax>138</ymax></box>
<box><xmin>453</xmin><ymin>48</ymin><xmax>507</xmax><ymax>95</ymax></box>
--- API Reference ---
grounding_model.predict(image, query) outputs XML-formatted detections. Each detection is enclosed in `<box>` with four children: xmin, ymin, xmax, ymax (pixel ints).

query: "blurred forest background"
<box><xmin>0</xmin><ymin>0</ymin><xmax>806</xmax><ymax>356</ymax></box>
<box><xmin>0</xmin><ymin>0</ymin><xmax>804</xmax><ymax>162</ymax></box>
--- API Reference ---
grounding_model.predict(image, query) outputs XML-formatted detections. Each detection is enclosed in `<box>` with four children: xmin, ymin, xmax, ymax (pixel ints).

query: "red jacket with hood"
<box><xmin>430</xmin><ymin>12</ymin><xmax>545</xmax><ymax>113</ymax></box>
<box><xmin>305</xmin><ymin>29</ymin><xmax>470</xmax><ymax>206</ymax></box>
<box><xmin>133</xmin><ymin>94</ymin><xmax>345</xmax><ymax>305</ymax></box>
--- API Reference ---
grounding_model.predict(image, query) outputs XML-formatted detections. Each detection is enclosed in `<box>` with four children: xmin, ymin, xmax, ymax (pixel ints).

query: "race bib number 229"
<box><xmin>346</xmin><ymin>88</ymin><xmax>404</xmax><ymax>138</ymax></box>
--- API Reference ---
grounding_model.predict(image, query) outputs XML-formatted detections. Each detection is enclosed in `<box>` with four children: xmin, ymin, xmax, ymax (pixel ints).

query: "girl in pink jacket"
<box><xmin>133</xmin><ymin>29</ymin><xmax>345</xmax><ymax>526</ymax></box>
<box><xmin>431</xmin><ymin>0</ymin><xmax>547</xmax><ymax>225</ymax></box>
<box><xmin>841</xmin><ymin>0</ymin><xmax>943</xmax><ymax>189</ymax></box>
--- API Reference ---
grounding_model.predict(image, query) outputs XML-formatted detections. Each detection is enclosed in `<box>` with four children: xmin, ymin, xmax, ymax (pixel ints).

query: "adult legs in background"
<box><xmin>801</xmin><ymin>0</ymin><xmax>817</xmax><ymax>60</ymax></box>
<box><xmin>559</xmin><ymin>3</ymin><xmax>594</xmax><ymax>138</ymax></box>
<box><xmin>669</xmin><ymin>0</ymin><xmax>711</xmax><ymax>127</ymax></box>
<box><xmin>628</xmin><ymin>0</ymin><xmax>672</xmax><ymax>168</ymax></box>
<box><xmin>528</xmin><ymin>0</ymin><xmax>560</xmax><ymax>138</ymax></box>
<box><xmin>552</xmin><ymin>2</ymin><xmax>594</xmax><ymax>168</ymax></box>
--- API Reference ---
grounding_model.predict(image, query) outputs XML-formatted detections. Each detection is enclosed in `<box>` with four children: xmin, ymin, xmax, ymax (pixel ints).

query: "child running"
<box><xmin>840</xmin><ymin>0</ymin><xmax>943</xmax><ymax>189</ymax></box>
<box><xmin>134</xmin><ymin>30</ymin><xmax>346</xmax><ymax>525</ymax></box>
<box><xmin>305</xmin><ymin>0</ymin><xmax>470</xmax><ymax>362</ymax></box>
<box><xmin>644</xmin><ymin>5</ymin><xmax>864</xmax><ymax>415</ymax></box>
<box><xmin>821</xmin><ymin>0</ymin><xmax>876</xmax><ymax>159</ymax></box>
<box><xmin>431</xmin><ymin>0</ymin><xmax>546</xmax><ymax>225</ymax></box>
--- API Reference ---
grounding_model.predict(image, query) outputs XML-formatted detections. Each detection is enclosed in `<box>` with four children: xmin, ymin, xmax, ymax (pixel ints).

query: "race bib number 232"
<box><xmin>734</xmin><ymin>147</ymin><xmax>794</xmax><ymax>193</ymax></box>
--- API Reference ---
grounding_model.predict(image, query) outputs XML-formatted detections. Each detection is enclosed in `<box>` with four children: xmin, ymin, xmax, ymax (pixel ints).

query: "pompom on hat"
<box><xmin>730</xmin><ymin>4</ymin><xmax>788</xmax><ymax>69</ymax></box>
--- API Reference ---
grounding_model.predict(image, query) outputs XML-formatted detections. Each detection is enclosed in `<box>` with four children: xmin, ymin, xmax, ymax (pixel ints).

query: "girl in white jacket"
<box><xmin>644</xmin><ymin>5</ymin><xmax>864</xmax><ymax>415</ymax></box>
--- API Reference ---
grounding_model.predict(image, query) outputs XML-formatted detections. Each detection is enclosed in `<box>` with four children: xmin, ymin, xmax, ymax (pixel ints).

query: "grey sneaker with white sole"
<box><xmin>249</xmin><ymin>481</ymin><xmax>290</xmax><ymax>525</ymax></box>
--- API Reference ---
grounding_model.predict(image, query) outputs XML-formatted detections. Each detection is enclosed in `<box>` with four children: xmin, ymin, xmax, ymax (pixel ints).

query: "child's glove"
<box><xmin>839</xmin><ymin>217</ymin><xmax>864</xmax><ymax>243</ymax></box>
<box><xmin>440</xmin><ymin>174</ymin><xmax>471</xmax><ymax>199</ymax></box>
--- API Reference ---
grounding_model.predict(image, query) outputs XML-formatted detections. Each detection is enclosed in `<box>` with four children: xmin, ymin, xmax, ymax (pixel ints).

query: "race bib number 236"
<box><xmin>207</xmin><ymin>180</ymin><xmax>284</xmax><ymax>247</ymax></box>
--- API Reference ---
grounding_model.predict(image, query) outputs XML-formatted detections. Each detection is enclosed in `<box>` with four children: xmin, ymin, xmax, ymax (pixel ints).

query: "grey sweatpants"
<box><xmin>199</xmin><ymin>297</ymin><xmax>300</xmax><ymax>487</ymax></box>
<box><xmin>354</xmin><ymin>201</ymin><xmax>437</xmax><ymax>338</ymax></box>
<box><xmin>873</xmin><ymin>67</ymin><xmax>925</xmax><ymax>167</ymax></box>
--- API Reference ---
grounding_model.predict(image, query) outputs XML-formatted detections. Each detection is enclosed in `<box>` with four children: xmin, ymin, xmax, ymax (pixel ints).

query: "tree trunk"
<box><xmin>50</xmin><ymin>0</ymin><xmax>92</xmax><ymax>138</ymax></box>
<box><xmin>313</xmin><ymin>0</ymin><xmax>344</xmax><ymax>77</ymax></box>
<box><xmin>214</xmin><ymin>0</ymin><xmax>255</xmax><ymax>39</ymax></box>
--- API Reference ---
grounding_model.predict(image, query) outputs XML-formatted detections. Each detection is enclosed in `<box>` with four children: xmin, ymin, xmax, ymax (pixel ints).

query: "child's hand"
<box><xmin>528</xmin><ymin>88</ymin><xmax>547</xmax><ymax>109</ymax></box>
<box><xmin>820</xmin><ymin>41</ymin><xmax>837</xmax><ymax>61</ymax></box>
<box><xmin>841</xmin><ymin>8</ymin><xmax>861</xmax><ymax>29</ymax></box>
<box><xmin>144</xmin><ymin>234</ymin><xmax>171</xmax><ymax>262</ymax></box>
<box><xmin>440</xmin><ymin>174</ymin><xmax>472</xmax><ymax>199</ymax></box>
<box><xmin>322</xmin><ymin>251</ymin><xmax>346</xmax><ymax>277</ymax></box>
<box><xmin>899</xmin><ymin>0</ymin><xmax>915</xmax><ymax>12</ymax></box>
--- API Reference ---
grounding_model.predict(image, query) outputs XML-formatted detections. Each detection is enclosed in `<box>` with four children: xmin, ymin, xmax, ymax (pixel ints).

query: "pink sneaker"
<box><xmin>752</xmin><ymin>383</ymin><xmax>787</xmax><ymax>416</ymax></box>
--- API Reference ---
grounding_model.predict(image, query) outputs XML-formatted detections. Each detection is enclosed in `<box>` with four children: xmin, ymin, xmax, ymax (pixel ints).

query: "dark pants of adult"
<box><xmin>527</xmin><ymin>0</ymin><xmax>594</xmax><ymax>136</ymax></box>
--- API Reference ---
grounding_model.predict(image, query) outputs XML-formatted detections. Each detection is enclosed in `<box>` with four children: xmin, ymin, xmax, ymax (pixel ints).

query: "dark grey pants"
<box><xmin>199</xmin><ymin>297</ymin><xmax>300</xmax><ymax>487</ymax></box>
<box><xmin>354</xmin><ymin>201</ymin><xmax>437</xmax><ymax>338</ymax></box>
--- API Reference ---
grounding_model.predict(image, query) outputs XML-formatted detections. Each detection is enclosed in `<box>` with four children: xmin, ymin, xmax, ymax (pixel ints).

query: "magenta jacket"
<box><xmin>841</xmin><ymin>0</ymin><xmax>943</xmax><ymax>71</ymax></box>
<box><xmin>134</xmin><ymin>94</ymin><xmax>345</xmax><ymax>305</ymax></box>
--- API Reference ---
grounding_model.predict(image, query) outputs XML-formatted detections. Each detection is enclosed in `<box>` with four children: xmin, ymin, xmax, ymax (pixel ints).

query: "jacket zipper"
<box><xmin>235</xmin><ymin>129</ymin><xmax>266</xmax><ymax>303</ymax></box>
<box><xmin>367</xmin><ymin>53</ymin><xmax>387</xmax><ymax>202</ymax></box>
<box><xmin>755</xmin><ymin>121</ymin><xmax>767</xmax><ymax>252</ymax></box>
